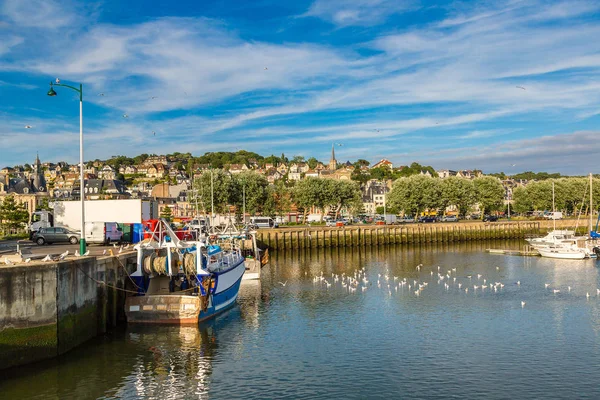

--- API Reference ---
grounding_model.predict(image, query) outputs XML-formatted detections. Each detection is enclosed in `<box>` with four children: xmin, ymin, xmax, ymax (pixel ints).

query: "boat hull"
<box><xmin>537</xmin><ymin>248</ymin><xmax>587</xmax><ymax>259</ymax></box>
<box><xmin>126</xmin><ymin>259</ymin><xmax>246</xmax><ymax>324</ymax></box>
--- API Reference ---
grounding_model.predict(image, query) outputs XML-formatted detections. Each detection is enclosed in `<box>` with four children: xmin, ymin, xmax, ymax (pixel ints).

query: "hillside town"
<box><xmin>0</xmin><ymin>145</ymin><xmax>538</xmax><ymax>223</ymax></box>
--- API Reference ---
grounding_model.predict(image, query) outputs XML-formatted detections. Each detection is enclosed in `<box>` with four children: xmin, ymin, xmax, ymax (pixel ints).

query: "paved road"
<box><xmin>2</xmin><ymin>241</ymin><xmax>130</xmax><ymax>257</ymax></box>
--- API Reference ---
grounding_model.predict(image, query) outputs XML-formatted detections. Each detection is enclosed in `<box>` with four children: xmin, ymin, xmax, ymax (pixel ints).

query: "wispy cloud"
<box><xmin>300</xmin><ymin>0</ymin><xmax>419</xmax><ymax>27</ymax></box>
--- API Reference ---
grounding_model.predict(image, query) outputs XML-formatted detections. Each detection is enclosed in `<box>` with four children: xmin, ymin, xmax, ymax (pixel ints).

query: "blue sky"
<box><xmin>1</xmin><ymin>0</ymin><xmax>600</xmax><ymax>174</ymax></box>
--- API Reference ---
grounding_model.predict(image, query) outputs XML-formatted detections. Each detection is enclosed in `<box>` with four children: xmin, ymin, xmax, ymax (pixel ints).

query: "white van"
<box><xmin>544</xmin><ymin>212</ymin><xmax>563</xmax><ymax>220</ymax></box>
<box><xmin>85</xmin><ymin>221</ymin><xmax>123</xmax><ymax>245</ymax></box>
<box><xmin>250</xmin><ymin>217</ymin><xmax>278</xmax><ymax>229</ymax></box>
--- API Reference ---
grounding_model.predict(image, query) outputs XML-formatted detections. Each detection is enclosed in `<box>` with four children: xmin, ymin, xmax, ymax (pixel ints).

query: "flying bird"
<box><xmin>153</xmin><ymin>131</ymin><xmax>156</xmax><ymax>136</ymax></box>
<box><xmin>98</xmin><ymin>93</ymin><xmax>105</xmax><ymax>96</ymax></box>
<box><xmin>335</xmin><ymin>143</ymin><xmax>343</xmax><ymax>146</ymax></box>
<box><xmin>264</xmin><ymin>67</ymin><xmax>268</xmax><ymax>70</ymax></box>
<box><xmin>511</xmin><ymin>164</ymin><xmax>517</xmax><ymax>167</ymax></box>
<box><xmin>516</xmin><ymin>86</ymin><xmax>526</xmax><ymax>90</ymax></box>
<box><xmin>278</xmin><ymin>281</ymin><xmax>287</xmax><ymax>287</ymax></box>
<box><xmin>123</xmin><ymin>114</ymin><xmax>128</xmax><ymax>118</ymax></box>
<box><xmin>150</xmin><ymin>96</ymin><xmax>158</xmax><ymax>99</ymax></box>
<box><xmin>25</xmin><ymin>125</ymin><xmax>33</xmax><ymax>129</ymax></box>
<box><xmin>55</xmin><ymin>78</ymin><xmax>60</xmax><ymax>84</ymax></box>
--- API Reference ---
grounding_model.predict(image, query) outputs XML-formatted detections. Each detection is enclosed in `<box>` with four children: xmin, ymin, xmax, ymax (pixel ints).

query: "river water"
<box><xmin>3</xmin><ymin>240</ymin><xmax>600</xmax><ymax>399</ymax></box>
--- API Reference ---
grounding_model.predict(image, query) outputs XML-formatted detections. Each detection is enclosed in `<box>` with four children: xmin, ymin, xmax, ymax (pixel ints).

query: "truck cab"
<box><xmin>29</xmin><ymin>210</ymin><xmax>54</xmax><ymax>238</ymax></box>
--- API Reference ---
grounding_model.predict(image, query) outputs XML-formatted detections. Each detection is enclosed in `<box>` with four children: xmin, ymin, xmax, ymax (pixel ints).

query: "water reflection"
<box><xmin>3</xmin><ymin>242</ymin><xmax>600</xmax><ymax>399</ymax></box>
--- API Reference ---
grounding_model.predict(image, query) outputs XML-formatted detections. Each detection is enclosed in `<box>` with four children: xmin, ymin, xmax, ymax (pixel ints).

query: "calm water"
<box><xmin>3</xmin><ymin>241</ymin><xmax>600</xmax><ymax>399</ymax></box>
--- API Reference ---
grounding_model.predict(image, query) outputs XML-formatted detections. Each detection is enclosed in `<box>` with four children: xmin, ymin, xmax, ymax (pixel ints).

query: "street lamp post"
<box><xmin>47</xmin><ymin>81</ymin><xmax>86</xmax><ymax>254</ymax></box>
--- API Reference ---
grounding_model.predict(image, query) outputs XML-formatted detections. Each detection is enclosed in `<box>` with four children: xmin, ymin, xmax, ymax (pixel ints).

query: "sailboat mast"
<box><xmin>552</xmin><ymin>181</ymin><xmax>556</xmax><ymax>231</ymax></box>
<box><xmin>590</xmin><ymin>173</ymin><xmax>593</xmax><ymax>234</ymax></box>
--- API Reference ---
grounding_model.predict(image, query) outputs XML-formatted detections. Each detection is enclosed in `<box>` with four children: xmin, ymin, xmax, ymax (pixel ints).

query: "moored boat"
<box><xmin>537</xmin><ymin>246</ymin><xmax>588</xmax><ymax>259</ymax></box>
<box><xmin>125</xmin><ymin>219</ymin><xmax>245</xmax><ymax>324</ymax></box>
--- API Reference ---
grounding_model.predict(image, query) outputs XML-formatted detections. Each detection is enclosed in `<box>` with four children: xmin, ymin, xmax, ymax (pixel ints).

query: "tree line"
<box><xmin>387</xmin><ymin>175</ymin><xmax>505</xmax><ymax>217</ymax></box>
<box><xmin>189</xmin><ymin>172</ymin><xmax>362</xmax><ymax>220</ymax></box>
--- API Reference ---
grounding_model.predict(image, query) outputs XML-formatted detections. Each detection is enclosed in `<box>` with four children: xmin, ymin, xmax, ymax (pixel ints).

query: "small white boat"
<box><xmin>537</xmin><ymin>246</ymin><xmax>588</xmax><ymax>259</ymax></box>
<box><xmin>526</xmin><ymin>230</ymin><xmax>577</xmax><ymax>248</ymax></box>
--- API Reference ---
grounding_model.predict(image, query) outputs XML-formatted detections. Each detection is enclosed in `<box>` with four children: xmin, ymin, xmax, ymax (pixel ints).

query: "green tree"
<box><xmin>307</xmin><ymin>157</ymin><xmax>319</xmax><ymax>169</ymax></box>
<box><xmin>388</xmin><ymin>175</ymin><xmax>442</xmax><ymax>217</ymax></box>
<box><xmin>0</xmin><ymin>196</ymin><xmax>29</xmax><ymax>231</ymax></box>
<box><xmin>441</xmin><ymin>177</ymin><xmax>477</xmax><ymax>217</ymax></box>
<box><xmin>37</xmin><ymin>197</ymin><xmax>52</xmax><ymax>212</ymax></box>
<box><xmin>160</xmin><ymin>206</ymin><xmax>173</xmax><ymax>222</ymax></box>
<box><xmin>231</xmin><ymin>171</ymin><xmax>270</xmax><ymax>216</ymax></box>
<box><xmin>192</xmin><ymin>170</ymin><xmax>235</xmax><ymax>214</ymax></box>
<box><xmin>473</xmin><ymin>176</ymin><xmax>505</xmax><ymax>215</ymax></box>
<box><xmin>291</xmin><ymin>155</ymin><xmax>306</xmax><ymax>164</ymax></box>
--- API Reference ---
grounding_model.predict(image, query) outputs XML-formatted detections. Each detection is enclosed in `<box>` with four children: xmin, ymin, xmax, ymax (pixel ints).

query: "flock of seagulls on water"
<box><xmin>2</xmin><ymin>243</ymin><xmax>132</xmax><ymax>265</ymax></box>
<box><xmin>280</xmin><ymin>262</ymin><xmax>600</xmax><ymax>308</ymax></box>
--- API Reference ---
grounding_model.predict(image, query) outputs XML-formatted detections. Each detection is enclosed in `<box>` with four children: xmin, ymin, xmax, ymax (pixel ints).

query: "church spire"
<box><xmin>329</xmin><ymin>143</ymin><xmax>337</xmax><ymax>171</ymax></box>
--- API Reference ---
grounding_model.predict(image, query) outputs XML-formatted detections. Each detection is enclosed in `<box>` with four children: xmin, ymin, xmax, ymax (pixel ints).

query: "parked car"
<box><xmin>32</xmin><ymin>227</ymin><xmax>80</xmax><ymax>245</ymax></box>
<box><xmin>483</xmin><ymin>215</ymin><xmax>499</xmax><ymax>222</ymax></box>
<box><xmin>418</xmin><ymin>216</ymin><xmax>437</xmax><ymax>223</ymax></box>
<box><xmin>441</xmin><ymin>215</ymin><xmax>458</xmax><ymax>222</ymax></box>
<box><xmin>326</xmin><ymin>219</ymin><xmax>347</xmax><ymax>227</ymax></box>
<box><xmin>398</xmin><ymin>216</ymin><xmax>415</xmax><ymax>223</ymax></box>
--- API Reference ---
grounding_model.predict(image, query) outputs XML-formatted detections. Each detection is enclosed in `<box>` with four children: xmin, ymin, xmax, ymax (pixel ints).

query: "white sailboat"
<box><xmin>535</xmin><ymin>182</ymin><xmax>591</xmax><ymax>259</ymax></box>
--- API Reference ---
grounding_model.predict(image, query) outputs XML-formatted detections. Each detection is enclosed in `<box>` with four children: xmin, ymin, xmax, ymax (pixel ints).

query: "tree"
<box><xmin>328</xmin><ymin>180</ymin><xmax>362</xmax><ymax>218</ymax></box>
<box><xmin>441</xmin><ymin>177</ymin><xmax>477</xmax><ymax>217</ymax></box>
<box><xmin>354</xmin><ymin>159</ymin><xmax>370</xmax><ymax>167</ymax></box>
<box><xmin>37</xmin><ymin>197</ymin><xmax>52</xmax><ymax>212</ymax></box>
<box><xmin>0</xmin><ymin>196</ymin><xmax>29</xmax><ymax>232</ymax></box>
<box><xmin>231</xmin><ymin>171</ymin><xmax>270</xmax><ymax>216</ymax></box>
<box><xmin>473</xmin><ymin>176</ymin><xmax>505</xmax><ymax>215</ymax></box>
<box><xmin>192</xmin><ymin>170</ymin><xmax>235</xmax><ymax>214</ymax></box>
<box><xmin>160</xmin><ymin>206</ymin><xmax>173</xmax><ymax>222</ymax></box>
<box><xmin>388</xmin><ymin>175</ymin><xmax>442</xmax><ymax>217</ymax></box>
<box><xmin>307</xmin><ymin>157</ymin><xmax>319</xmax><ymax>169</ymax></box>
<box><xmin>291</xmin><ymin>155</ymin><xmax>306</xmax><ymax>164</ymax></box>
<box><xmin>292</xmin><ymin>178</ymin><xmax>324</xmax><ymax>221</ymax></box>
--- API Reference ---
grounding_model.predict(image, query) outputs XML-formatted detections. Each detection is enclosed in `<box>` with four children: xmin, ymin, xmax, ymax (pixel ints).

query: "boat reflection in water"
<box><xmin>107</xmin><ymin>282</ymin><xmax>263</xmax><ymax>399</ymax></box>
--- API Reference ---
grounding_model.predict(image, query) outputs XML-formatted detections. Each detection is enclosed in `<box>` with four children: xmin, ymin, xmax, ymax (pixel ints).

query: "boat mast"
<box><xmin>552</xmin><ymin>181</ymin><xmax>556</xmax><ymax>232</ymax></box>
<box><xmin>590</xmin><ymin>173</ymin><xmax>593</xmax><ymax>235</ymax></box>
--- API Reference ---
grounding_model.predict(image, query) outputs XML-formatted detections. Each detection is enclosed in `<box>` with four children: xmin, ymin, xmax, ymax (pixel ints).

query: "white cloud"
<box><xmin>301</xmin><ymin>0</ymin><xmax>418</xmax><ymax>27</ymax></box>
<box><xmin>1</xmin><ymin>0</ymin><xmax>77</xmax><ymax>29</ymax></box>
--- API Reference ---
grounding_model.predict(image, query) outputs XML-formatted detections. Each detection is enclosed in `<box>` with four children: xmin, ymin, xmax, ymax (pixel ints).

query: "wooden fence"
<box><xmin>256</xmin><ymin>222</ymin><xmax>540</xmax><ymax>250</ymax></box>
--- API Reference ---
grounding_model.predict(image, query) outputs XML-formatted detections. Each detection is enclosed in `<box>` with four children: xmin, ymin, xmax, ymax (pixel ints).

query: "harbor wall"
<box><xmin>256</xmin><ymin>221</ymin><xmax>542</xmax><ymax>250</ymax></box>
<box><xmin>0</xmin><ymin>253</ymin><xmax>137</xmax><ymax>369</ymax></box>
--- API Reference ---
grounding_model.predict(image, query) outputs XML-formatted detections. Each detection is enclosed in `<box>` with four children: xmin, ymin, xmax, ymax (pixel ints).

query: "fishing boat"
<box><xmin>125</xmin><ymin>219</ymin><xmax>245</xmax><ymax>324</ymax></box>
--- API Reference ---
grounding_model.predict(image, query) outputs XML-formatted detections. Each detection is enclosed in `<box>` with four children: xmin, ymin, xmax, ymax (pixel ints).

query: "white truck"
<box><xmin>544</xmin><ymin>211</ymin><xmax>563</xmax><ymax>220</ymax></box>
<box><xmin>28</xmin><ymin>199</ymin><xmax>157</xmax><ymax>235</ymax></box>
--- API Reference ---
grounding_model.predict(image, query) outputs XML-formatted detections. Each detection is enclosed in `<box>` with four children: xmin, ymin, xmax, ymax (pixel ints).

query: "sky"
<box><xmin>1</xmin><ymin>0</ymin><xmax>600</xmax><ymax>175</ymax></box>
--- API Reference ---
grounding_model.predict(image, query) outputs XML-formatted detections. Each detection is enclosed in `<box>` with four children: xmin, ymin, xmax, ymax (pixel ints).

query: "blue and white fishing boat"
<box><xmin>125</xmin><ymin>219</ymin><xmax>245</xmax><ymax>324</ymax></box>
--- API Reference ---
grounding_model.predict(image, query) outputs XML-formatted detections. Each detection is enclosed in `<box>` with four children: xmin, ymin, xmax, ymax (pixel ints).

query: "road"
<box><xmin>1</xmin><ymin>241</ymin><xmax>130</xmax><ymax>257</ymax></box>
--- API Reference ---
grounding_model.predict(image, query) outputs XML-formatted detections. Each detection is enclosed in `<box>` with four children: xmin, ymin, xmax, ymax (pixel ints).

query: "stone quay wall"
<box><xmin>0</xmin><ymin>253</ymin><xmax>137</xmax><ymax>369</ymax></box>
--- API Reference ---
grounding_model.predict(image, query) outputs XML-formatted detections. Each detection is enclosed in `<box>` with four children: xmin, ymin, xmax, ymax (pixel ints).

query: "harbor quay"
<box><xmin>257</xmin><ymin>221</ymin><xmax>544</xmax><ymax>250</ymax></box>
<box><xmin>0</xmin><ymin>252</ymin><xmax>137</xmax><ymax>369</ymax></box>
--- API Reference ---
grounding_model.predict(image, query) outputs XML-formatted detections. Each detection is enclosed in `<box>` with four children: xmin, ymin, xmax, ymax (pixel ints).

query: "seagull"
<box><xmin>544</xmin><ymin>283</ymin><xmax>550</xmax><ymax>289</ymax></box>
<box><xmin>83</xmin><ymin>250</ymin><xmax>90</xmax><ymax>256</ymax></box>
<box><xmin>521</xmin><ymin>301</ymin><xmax>526</xmax><ymax>308</ymax></box>
<box><xmin>123</xmin><ymin>114</ymin><xmax>128</xmax><ymax>118</ymax></box>
<box><xmin>56</xmin><ymin>78</ymin><xmax>60</xmax><ymax>84</ymax></box>
<box><xmin>587</xmin><ymin>292</ymin><xmax>590</xmax><ymax>299</ymax></box>
<box><xmin>4</xmin><ymin>257</ymin><xmax>13</xmax><ymax>265</ymax></box>
<box><xmin>113</xmin><ymin>243</ymin><xmax>118</xmax><ymax>248</ymax></box>
<box><xmin>264</xmin><ymin>67</ymin><xmax>268</xmax><ymax>70</ymax></box>
<box><xmin>516</xmin><ymin>86</ymin><xmax>526</xmax><ymax>90</ymax></box>
<box><xmin>150</xmin><ymin>96</ymin><xmax>158</xmax><ymax>99</ymax></box>
<box><xmin>102</xmin><ymin>249</ymin><xmax>107</xmax><ymax>255</ymax></box>
<box><xmin>124</xmin><ymin>244</ymin><xmax>130</xmax><ymax>249</ymax></box>
<box><xmin>75</xmin><ymin>250</ymin><xmax>81</xmax><ymax>257</ymax></box>
<box><xmin>511</xmin><ymin>164</ymin><xmax>517</xmax><ymax>167</ymax></box>
<box><xmin>118</xmin><ymin>246</ymin><xmax>123</xmax><ymax>254</ymax></box>
<box><xmin>59</xmin><ymin>250</ymin><xmax>69</xmax><ymax>260</ymax></box>
<box><xmin>517</xmin><ymin>281</ymin><xmax>521</xmax><ymax>286</ymax></box>
<box><xmin>153</xmin><ymin>131</ymin><xmax>156</xmax><ymax>136</ymax></box>
<box><xmin>24</xmin><ymin>258</ymin><xmax>31</xmax><ymax>263</ymax></box>
<box><xmin>553</xmin><ymin>289</ymin><xmax>560</xmax><ymax>294</ymax></box>
<box><xmin>42</xmin><ymin>254</ymin><xmax>52</xmax><ymax>262</ymax></box>
<box><xmin>335</xmin><ymin>143</ymin><xmax>343</xmax><ymax>146</ymax></box>
<box><xmin>98</xmin><ymin>93</ymin><xmax>105</xmax><ymax>96</ymax></box>
<box><xmin>25</xmin><ymin>125</ymin><xmax>33</xmax><ymax>129</ymax></box>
